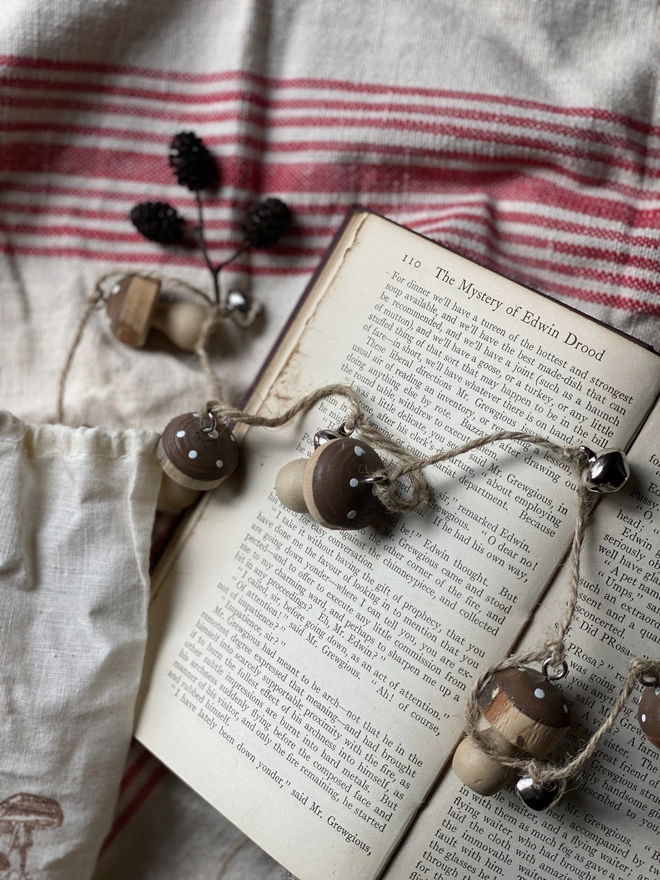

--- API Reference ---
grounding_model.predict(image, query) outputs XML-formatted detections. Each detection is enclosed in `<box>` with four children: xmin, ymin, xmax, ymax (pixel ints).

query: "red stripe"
<box><xmin>428</xmin><ymin>218</ymin><xmax>660</xmax><ymax>271</ymax></box>
<box><xmin>118</xmin><ymin>745</ymin><xmax>154</xmax><ymax>796</ymax></box>
<box><xmin>4</xmin><ymin>241</ymin><xmax>655</xmax><ymax>315</ymax></box>
<box><xmin>0</xmin><ymin>94</ymin><xmax>656</xmax><ymax>179</ymax></box>
<box><xmin>0</xmin><ymin>54</ymin><xmax>656</xmax><ymax>135</ymax></box>
<box><xmin>0</xmin><ymin>243</ymin><xmax>313</xmax><ymax>271</ymax></box>
<box><xmin>2</xmin><ymin>176</ymin><xmax>656</xmax><ymax>233</ymax></box>
<box><xmin>3</xmin><ymin>143</ymin><xmax>660</xmax><ymax>205</ymax></box>
<box><xmin>6</xmin><ymin>200</ymin><xmax>660</xmax><ymax>254</ymax></box>
<box><xmin>101</xmin><ymin>763</ymin><xmax>168</xmax><ymax>854</ymax></box>
<box><xmin>0</xmin><ymin>113</ymin><xmax>655</xmax><ymax>178</ymax></box>
<box><xmin>440</xmin><ymin>223</ymin><xmax>660</xmax><ymax>290</ymax></box>
<box><xmin>0</xmin><ymin>78</ymin><xmax>654</xmax><ymax>152</ymax></box>
<box><xmin>7</xmin><ymin>216</ymin><xmax>660</xmax><ymax>273</ymax></box>
<box><xmin>451</xmin><ymin>241</ymin><xmax>660</xmax><ymax>316</ymax></box>
<box><xmin>0</xmin><ymin>223</ymin><xmax>315</xmax><ymax>255</ymax></box>
<box><xmin>0</xmin><ymin>76</ymin><xmax>265</xmax><ymax>107</ymax></box>
<box><xmin>4</xmin><ymin>191</ymin><xmax>660</xmax><ymax>244</ymax></box>
<box><xmin>4</xmin><ymin>232</ymin><xmax>660</xmax><ymax>305</ymax></box>
<box><xmin>0</xmin><ymin>181</ymin><xmax>362</xmax><ymax>214</ymax></box>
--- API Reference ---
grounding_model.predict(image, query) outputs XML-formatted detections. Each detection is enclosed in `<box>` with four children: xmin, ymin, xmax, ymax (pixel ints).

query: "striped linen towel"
<box><xmin>1</xmin><ymin>1</ymin><xmax>659</xmax><ymax>878</ymax></box>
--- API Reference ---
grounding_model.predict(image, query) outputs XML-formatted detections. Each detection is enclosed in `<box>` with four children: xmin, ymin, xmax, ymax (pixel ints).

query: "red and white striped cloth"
<box><xmin>1</xmin><ymin>1</ymin><xmax>659</xmax><ymax>877</ymax></box>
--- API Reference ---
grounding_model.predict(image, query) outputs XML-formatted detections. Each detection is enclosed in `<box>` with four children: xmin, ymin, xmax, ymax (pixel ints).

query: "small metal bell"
<box><xmin>579</xmin><ymin>446</ymin><xmax>630</xmax><ymax>493</ymax></box>
<box><xmin>227</xmin><ymin>289</ymin><xmax>262</xmax><ymax>327</ymax></box>
<box><xmin>516</xmin><ymin>777</ymin><xmax>566</xmax><ymax>811</ymax></box>
<box><xmin>313</xmin><ymin>424</ymin><xmax>351</xmax><ymax>448</ymax></box>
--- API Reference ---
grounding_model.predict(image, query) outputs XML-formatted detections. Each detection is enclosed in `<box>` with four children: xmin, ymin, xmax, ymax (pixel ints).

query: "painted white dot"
<box><xmin>354</xmin><ymin>446</ymin><xmax>365</xmax><ymax>456</ymax></box>
<box><xmin>642</xmin><ymin>713</ymin><xmax>647</xmax><ymax>723</ymax></box>
<box><xmin>347</xmin><ymin>510</ymin><xmax>357</xmax><ymax>519</ymax></box>
<box><xmin>216</xmin><ymin>460</ymin><xmax>224</xmax><ymax>468</ymax></box>
<box><xmin>193</xmin><ymin>412</ymin><xmax>200</xmax><ymax>417</ymax></box>
<box><xmin>230</xmin><ymin>435</ymin><xmax>236</xmax><ymax>442</ymax></box>
<box><xmin>176</xmin><ymin>430</ymin><xmax>186</xmax><ymax>438</ymax></box>
<box><xmin>350</xmin><ymin>478</ymin><xmax>359</xmax><ymax>487</ymax></box>
<box><xmin>188</xmin><ymin>450</ymin><xmax>198</xmax><ymax>459</ymax></box>
<box><xmin>534</xmin><ymin>688</ymin><xmax>545</xmax><ymax>699</ymax></box>
<box><xmin>209</xmin><ymin>430</ymin><xmax>219</xmax><ymax>439</ymax></box>
<box><xmin>111</xmin><ymin>283</ymin><xmax>121</xmax><ymax>295</ymax></box>
<box><xmin>563</xmin><ymin>704</ymin><xmax>569</xmax><ymax>713</ymax></box>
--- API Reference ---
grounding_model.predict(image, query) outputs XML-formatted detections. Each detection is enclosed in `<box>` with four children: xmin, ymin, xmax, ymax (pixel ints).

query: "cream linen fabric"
<box><xmin>0</xmin><ymin>412</ymin><xmax>160</xmax><ymax>878</ymax></box>
<box><xmin>1</xmin><ymin>1</ymin><xmax>660</xmax><ymax>879</ymax></box>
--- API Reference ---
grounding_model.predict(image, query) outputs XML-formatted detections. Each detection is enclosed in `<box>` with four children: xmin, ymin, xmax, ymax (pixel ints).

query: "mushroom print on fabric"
<box><xmin>0</xmin><ymin>793</ymin><xmax>63</xmax><ymax>879</ymax></box>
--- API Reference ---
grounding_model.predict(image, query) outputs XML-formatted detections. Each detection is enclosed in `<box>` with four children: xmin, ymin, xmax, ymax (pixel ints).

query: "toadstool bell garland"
<box><xmin>156</xmin><ymin>381</ymin><xmax>660</xmax><ymax>814</ymax></box>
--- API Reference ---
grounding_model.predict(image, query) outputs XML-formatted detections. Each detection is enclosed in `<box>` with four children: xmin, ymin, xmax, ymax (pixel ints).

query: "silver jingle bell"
<box><xmin>516</xmin><ymin>776</ymin><xmax>566</xmax><ymax>811</ymax></box>
<box><xmin>579</xmin><ymin>446</ymin><xmax>630</xmax><ymax>493</ymax></box>
<box><xmin>227</xmin><ymin>289</ymin><xmax>262</xmax><ymax>328</ymax></box>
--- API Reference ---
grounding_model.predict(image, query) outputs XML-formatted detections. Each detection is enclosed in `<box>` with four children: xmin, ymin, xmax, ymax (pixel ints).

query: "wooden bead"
<box><xmin>638</xmin><ymin>686</ymin><xmax>660</xmax><ymax>749</ymax></box>
<box><xmin>303</xmin><ymin>438</ymin><xmax>384</xmax><ymax>530</ymax></box>
<box><xmin>275</xmin><ymin>459</ymin><xmax>309</xmax><ymax>513</ymax></box>
<box><xmin>452</xmin><ymin>666</ymin><xmax>570</xmax><ymax>797</ymax></box>
<box><xmin>452</xmin><ymin>727</ymin><xmax>516</xmax><ymax>796</ymax></box>
<box><xmin>106</xmin><ymin>274</ymin><xmax>161</xmax><ymax>348</ymax></box>
<box><xmin>151</xmin><ymin>300</ymin><xmax>209</xmax><ymax>352</ymax></box>
<box><xmin>157</xmin><ymin>413</ymin><xmax>239</xmax><ymax>491</ymax></box>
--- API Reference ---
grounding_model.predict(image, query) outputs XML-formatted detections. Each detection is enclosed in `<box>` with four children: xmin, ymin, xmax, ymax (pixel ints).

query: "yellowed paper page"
<box><xmin>384</xmin><ymin>396</ymin><xmax>660</xmax><ymax>880</ymax></box>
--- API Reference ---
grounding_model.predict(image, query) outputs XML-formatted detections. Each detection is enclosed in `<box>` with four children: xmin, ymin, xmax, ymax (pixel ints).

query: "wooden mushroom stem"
<box><xmin>107</xmin><ymin>275</ymin><xmax>209</xmax><ymax>351</ymax></box>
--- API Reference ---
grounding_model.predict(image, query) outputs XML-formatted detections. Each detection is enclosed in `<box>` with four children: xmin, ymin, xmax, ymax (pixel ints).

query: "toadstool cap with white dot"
<box><xmin>638</xmin><ymin>686</ymin><xmax>660</xmax><ymax>744</ymax></box>
<box><xmin>482</xmin><ymin>667</ymin><xmax>570</xmax><ymax>729</ymax></box>
<box><xmin>303</xmin><ymin>437</ymin><xmax>384</xmax><ymax>530</ymax></box>
<box><xmin>157</xmin><ymin>412</ymin><xmax>239</xmax><ymax>490</ymax></box>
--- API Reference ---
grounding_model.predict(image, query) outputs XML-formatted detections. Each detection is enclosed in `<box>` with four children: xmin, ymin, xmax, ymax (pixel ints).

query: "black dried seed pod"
<box><xmin>169</xmin><ymin>131</ymin><xmax>218</xmax><ymax>191</ymax></box>
<box><xmin>129</xmin><ymin>201</ymin><xmax>185</xmax><ymax>245</ymax></box>
<box><xmin>242</xmin><ymin>198</ymin><xmax>292</xmax><ymax>249</ymax></box>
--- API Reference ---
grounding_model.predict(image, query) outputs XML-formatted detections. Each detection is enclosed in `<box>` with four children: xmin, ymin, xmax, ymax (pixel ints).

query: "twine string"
<box><xmin>206</xmin><ymin>382</ymin><xmax>647</xmax><ymax>789</ymax></box>
<box><xmin>56</xmin><ymin>289</ymin><xmax>648</xmax><ymax>792</ymax></box>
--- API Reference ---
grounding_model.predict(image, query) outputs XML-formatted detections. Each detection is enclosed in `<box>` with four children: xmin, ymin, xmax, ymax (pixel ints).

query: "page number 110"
<box><xmin>402</xmin><ymin>254</ymin><xmax>421</xmax><ymax>268</ymax></box>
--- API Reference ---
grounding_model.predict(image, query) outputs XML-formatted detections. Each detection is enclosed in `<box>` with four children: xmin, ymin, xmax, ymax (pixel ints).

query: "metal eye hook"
<box><xmin>641</xmin><ymin>673</ymin><xmax>660</xmax><ymax>688</ymax></box>
<box><xmin>363</xmin><ymin>474</ymin><xmax>388</xmax><ymax>485</ymax></box>
<box><xmin>200</xmin><ymin>410</ymin><xmax>217</xmax><ymax>434</ymax></box>
<box><xmin>542</xmin><ymin>658</ymin><xmax>569</xmax><ymax>681</ymax></box>
<box><xmin>313</xmin><ymin>423</ymin><xmax>354</xmax><ymax>448</ymax></box>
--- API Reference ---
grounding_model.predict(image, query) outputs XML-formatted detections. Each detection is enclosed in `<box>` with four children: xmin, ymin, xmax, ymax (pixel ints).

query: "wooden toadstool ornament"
<box><xmin>106</xmin><ymin>275</ymin><xmax>209</xmax><ymax>352</ymax></box>
<box><xmin>452</xmin><ymin>666</ymin><xmax>570</xmax><ymax>809</ymax></box>
<box><xmin>275</xmin><ymin>433</ymin><xmax>385</xmax><ymax>530</ymax></box>
<box><xmin>638</xmin><ymin>683</ymin><xmax>660</xmax><ymax>748</ymax></box>
<box><xmin>156</xmin><ymin>411</ymin><xmax>239</xmax><ymax>512</ymax></box>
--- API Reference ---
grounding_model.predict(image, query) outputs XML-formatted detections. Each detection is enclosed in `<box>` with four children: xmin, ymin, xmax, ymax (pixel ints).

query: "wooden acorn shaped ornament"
<box><xmin>106</xmin><ymin>275</ymin><xmax>209</xmax><ymax>352</ymax></box>
<box><xmin>452</xmin><ymin>666</ymin><xmax>570</xmax><ymax>798</ymax></box>
<box><xmin>156</xmin><ymin>411</ymin><xmax>239</xmax><ymax>512</ymax></box>
<box><xmin>275</xmin><ymin>436</ymin><xmax>385</xmax><ymax>530</ymax></box>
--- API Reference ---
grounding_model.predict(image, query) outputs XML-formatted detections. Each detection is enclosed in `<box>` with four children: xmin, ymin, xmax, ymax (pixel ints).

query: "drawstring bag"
<box><xmin>0</xmin><ymin>411</ymin><xmax>161</xmax><ymax>879</ymax></box>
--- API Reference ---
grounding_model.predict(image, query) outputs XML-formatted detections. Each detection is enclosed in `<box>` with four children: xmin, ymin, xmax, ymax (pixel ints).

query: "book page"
<box><xmin>135</xmin><ymin>212</ymin><xmax>660</xmax><ymax>880</ymax></box>
<box><xmin>383</xmin><ymin>395</ymin><xmax>660</xmax><ymax>880</ymax></box>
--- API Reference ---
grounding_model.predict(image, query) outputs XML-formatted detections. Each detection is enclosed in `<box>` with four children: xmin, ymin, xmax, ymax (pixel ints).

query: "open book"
<box><xmin>136</xmin><ymin>209</ymin><xmax>660</xmax><ymax>880</ymax></box>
